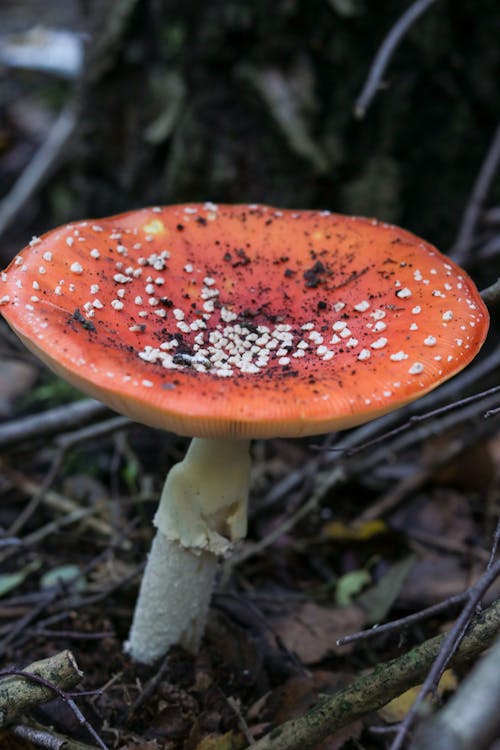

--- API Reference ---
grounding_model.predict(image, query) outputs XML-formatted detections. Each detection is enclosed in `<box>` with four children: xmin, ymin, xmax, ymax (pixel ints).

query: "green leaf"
<box><xmin>40</xmin><ymin>564</ymin><xmax>86</xmax><ymax>592</ymax></box>
<box><xmin>335</xmin><ymin>569</ymin><xmax>371</xmax><ymax>606</ymax></box>
<box><xmin>357</xmin><ymin>555</ymin><xmax>415</xmax><ymax>624</ymax></box>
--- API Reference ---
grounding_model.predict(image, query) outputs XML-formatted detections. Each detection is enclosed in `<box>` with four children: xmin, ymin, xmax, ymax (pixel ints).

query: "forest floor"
<box><xmin>0</xmin><ymin>336</ymin><xmax>498</xmax><ymax>750</ymax></box>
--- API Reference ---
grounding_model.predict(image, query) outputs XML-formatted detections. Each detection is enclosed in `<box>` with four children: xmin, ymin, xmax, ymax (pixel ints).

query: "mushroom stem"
<box><xmin>125</xmin><ymin>437</ymin><xmax>251</xmax><ymax>663</ymax></box>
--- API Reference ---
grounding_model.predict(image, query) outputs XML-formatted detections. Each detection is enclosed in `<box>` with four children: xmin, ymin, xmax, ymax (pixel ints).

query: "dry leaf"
<box><xmin>272</xmin><ymin>601</ymin><xmax>365</xmax><ymax>663</ymax></box>
<box><xmin>324</xmin><ymin>519</ymin><xmax>387</xmax><ymax>541</ymax></box>
<box><xmin>379</xmin><ymin>669</ymin><xmax>458</xmax><ymax>723</ymax></box>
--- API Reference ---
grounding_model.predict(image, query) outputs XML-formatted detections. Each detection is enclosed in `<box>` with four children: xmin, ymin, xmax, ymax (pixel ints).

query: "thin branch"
<box><xmin>354</xmin><ymin>0</ymin><xmax>440</xmax><ymax>118</ymax></box>
<box><xmin>0</xmin><ymin>104</ymin><xmax>77</xmax><ymax>239</ymax></box>
<box><xmin>410</xmin><ymin>634</ymin><xmax>500</xmax><ymax>750</ymax></box>
<box><xmin>389</xmin><ymin>560</ymin><xmax>500</xmax><ymax>750</ymax></box>
<box><xmin>247</xmin><ymin>596</ymin><xmax>500</xmax><ymax>750</ymax></box>
<box><xmin>0</xmin><ymin>650</ymin><xmax>82</xmax><ymax>727</ymax></box>
<box><xmin>451</xmin><ymin>122</ymin><xmax>500</xmax><ymax>264</ymax></box>
<box><xmin>336</xmin><ymin>591</ymin><xmax>468</xmax><ymax>647</ymax></box>
<box><xmin>0</xmin><ymin>398</ymin><xmax>110</xmax><ymax>450</ymax></box>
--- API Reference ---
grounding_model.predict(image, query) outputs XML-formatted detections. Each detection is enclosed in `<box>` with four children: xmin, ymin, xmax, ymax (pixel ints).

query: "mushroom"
<box><xmin>0</xmin><ymin>204</ymin><xmax>489</xmax><ymax>663</ymax></box>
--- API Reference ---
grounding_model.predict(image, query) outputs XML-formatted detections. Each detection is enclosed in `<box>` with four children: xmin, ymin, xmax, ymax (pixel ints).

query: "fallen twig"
<box><xmin>0</xmin><ymin>650</ymin><xmax>82</xmax><ymax>727</ymax></box>
<box><xmin>389</xmin><ymin>560</ymin><xmax>500</xmax><ymax>750</ymax></box>
<box><xmin>410</xmin><ymin>634</ymin><xmax>500</xmax><ymax>750</ymax></box>
<box><xmin>247</xmin><ymin>596</ymin><xmax>500</xmax><ymax>750</ymax></box>
<box><xmin>0</xmin><ymin>399</ymin><xmax>109</xmax><ymax>451</ymax></box>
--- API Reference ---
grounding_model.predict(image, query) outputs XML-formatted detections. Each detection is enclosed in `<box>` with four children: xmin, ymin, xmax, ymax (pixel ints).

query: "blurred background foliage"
<box><xmin>1</xmin><ymin>0</ymin><xmax>499</xmax><ymax>267</ymax></box>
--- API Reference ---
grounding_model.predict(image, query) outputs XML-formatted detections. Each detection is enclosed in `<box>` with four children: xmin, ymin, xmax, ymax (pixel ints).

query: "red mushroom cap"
<box><xmin>0</xmin><ymin>204</ymin><xmax>489</xmax><ymax>438</ymax></box>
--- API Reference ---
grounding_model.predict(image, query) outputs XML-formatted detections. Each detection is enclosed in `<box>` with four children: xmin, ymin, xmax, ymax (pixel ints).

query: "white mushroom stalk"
<box><xmin>125</xmin><ymin>437</ymin><xmax>251</xmax><ymax>663</ymax></box>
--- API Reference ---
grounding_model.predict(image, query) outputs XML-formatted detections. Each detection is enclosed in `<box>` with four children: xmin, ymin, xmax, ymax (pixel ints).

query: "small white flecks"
<box><xmin>334</xmin><ymin>301</ymin><xmax>346</xmax><ymax>312</ymax></box>
<box><xmin>114</xmin><ymin>273</ymin><xmax>132</xmax><ymax>284</ymax></box>
<box><xmin>456</xmin><ymin>338</ymin><xmax>463</xmax><ymax>346</ymax></box>
<box><xmin>297</xmin><ymin>340</ymin><xmax>309</xmax><ymax>349</ymax></box>
<box><xmin>390</xmin><ymin>351</ymin><xmax>408</xmax><ymax>361</ymax></box>
<box><xmin>134</xmin><ymin>296</ymin><xmax>143</xmax><ymax>305</ymax></box>
<box><xmin>396</xmin><ymin>287</ymin><xmax>412</xmax><ymax>298</ymax></box>
<box><xmin>111</xmin><ymin>299</ymin><xmax>124</xmax><ymax>311</ymax></box>
<box><xmin>204</xmin><ymin>201</ymin><xmax>218</xmax><ymax>212</ymax></box>
<box><xmin>383</xmin><ymin>390</ymin><xmax>393</xmax><ymax>397</ymax></box>
<box><xmin>184</xmin><ymin>264</ymin><xmax>193</xmax><ymax>273</ymax></box>
<box><xmin>203</xmin><ymin>277</ymin><xmax>216</xmax><ymax>286</ymax></box>
<box><xmin>117</xmin><ymin>289</ymin><xmax>125</xmax><ymax>299</ymax></box>
<box><xmin>309</xmin><ymin>331</ymin><xmax>324</xmax><ymax>344</ymax></box>
<box><xmin>32</xmin><ymin>280</ymin><xmax>40</xmax><ymax>290</ymax></box>
<box><xmin>371</xmin><ymin>337</ymin><xmax>388</xmax><ymax>349</ymax></box>
<box><xmin>409</xmin><ymin>323</ymin><xmax>418</xmax><ymax>331</ymax></box>
<box><xmin>90</xmin><ymin>284</ymin><xmax>99</xmax><ymax>294</ymax></box>
<box><xmin>148</xmin><ymin>297</ymin><xmax>158</xmax><ymax>306</ymax></box>
<box><xmin>322</xmin><ymin>350</ymin><xmax>334</xmax><ymax>361</ymax></box>
<box><xmin>155</xmin><ymin>277</ymin><xmax>165</xmax><ymax>285</ymax></box>
<box><xmin>371</xmin><ymin>309</ymin><xmax>386</xmax><ymax>320</ymax></box>
<box><xmin>443</xmin><ymin>310</ymin><xmax>453</xmax><ymax>321</ymax></box>
<box><xmin>30</xmin><ymin>295</ymin><xmax>39</xmax><ymax>303</ymax></box>
<box><xmin>432</xmin><ymin>290</ymin><xmax>446</xmax><ymax>298</ymax></box>
<box><xmin>184</xmin><ymin>206</ymin><xmax>198</xmax><ymax>214</ymax></box>
<box><xmin>317</xmin><ymin>345</ymin><xmax>328</xmax><ymax>356</ymax></box>
<box><xmin>138</xmin><ymin>311</ymin><xmax>148</xmax><ymax>318</ymax></box>
<box><xmin>373</xmin><ymin>321</ymin><xmax>386</xmax><ymax>332</ymax></box>
<box><xmin>301</xmin><ymin>322</ymin><xmax>314</xmax><ymax>331</ymax></box>
<box><xmin>278</xmin><ymin>357</ymin><xmax>290</xmax><ymax>365</ymax></box>
<box><xmin>412</xmin><ymin>306</ymin><xmax>421</xmax><ymax>314</ymax></box>
<box><xmin>413</xmin><ymin>269</ymin><xmax>423</xmax><ymax>281</ymax></box>
<box><xmin>424</xmin><ymin>336</ymin><xmax>437</xmax><ymax>346</ymax></box>
<box><xmin>358</xmin><ymin>349</ymin><xmax>371</xmax><ymax>361</ymax></box>
<box><xmin>330</xmin><ymin>334</ymin><xmax>341</xmax><ymax>344</ymax></box>
<box><xmin>154</xmin><ymin>309</ymin><xmax>167</xmax><ymax>318</ymax></box>
<box><xmin>1</xmin><ymin>272</ymin><xmax>7</xmax><ymax>282</ymax></box>
<box><xmin>39</xmin><ymin>266</ymin><xmax>46</xmax><ymax>274</ymax></box>
<box><xmin>66</xmin><ymin>237</ymin><xmax>74</xmax><ymax>247</ymax></box>
<box><xmin>92</xmin><ymin>299</ymin><xmax>103</xmax><ymax>309</ymax></box>
<box><xmin>145</xmin><ymin>283</ymin><xmax>155</xmax><ymax>295</ymax></box>
<box><xmin>25</xmin><ymin>304</ymin><xmax>34</xmax><ymax>311</ymax></box>
<box><xmin>70</xmin><ymin>262</ymin><xmax>83</xmax><ymax>275</ymax></box>
<box><xmin>221</xmin><ymin>306</ymin><xmax>238</xmax><ymax>323</ymax></box>
<box><xmin>346</xmin><ymin>337</ymin><xmax>358</xmax><ymax>348</ymax></box>
<box><xmin>142</xmin><ymin>380</ymin><xmax>154</xmax><ymax>388</ymax></box>
<box><xmin>340</xmin><ymin>328</ymin><xmax>352</xmax><ymax>339</ymax></box>
<box><xmin>0</xmin><ymin>295</ymin><xmax>10</xmax><ymax>305</ymax></box>
<box><xmin>430</xmin><ymin>268</ymin><xmax>438</xmax><ymax>275</ymax></box>
<box><xmin>90</xmin><ymin>248</ymin><xmax>100</xmax><ymax>259</ymax></box>
<box><xmin>29</xmin><ymin>236</ymin><xmax>42</xmax><ymax>246</ymax></box>
<box><xmin>117</xmin><ymin>244</ymin><xmax>127</xmax><ymax>255</ymax></box>
<box><xmin>354</xmin><ymin>300</ymin><xmax>370</xmax><ymax>312</ymax></box>
<box><xmin>14</xmin><ymin>256</ymin><xmax>24</xmax><ymax>266</ymax></box>
<box><xmin>332</xmin><ymin>321</ymin><xmax>347</xmax><ymax>331</ymax></box>
<box><xmin>409</xmin><ymin>362</ymin><xmax>424</xmax><ymax>375</ymax></box>
<box><xmin>92</xmin><ymin>225</ymin><xmax>104</xmax><ymax>232</ymax></box>
<box><xmin>42</xmin><ymin>251</ymin><xmax>53</xmax><ymax>262</ymax></box>
<box><xmin>173</xmin><ymin>308</ymin><xmax>184</xmax><ymax>321</ymax></box>
<box><xmin>55</xmin><ymin>286</ymin><xmax>62</xmax><ymax>295</ymax></box>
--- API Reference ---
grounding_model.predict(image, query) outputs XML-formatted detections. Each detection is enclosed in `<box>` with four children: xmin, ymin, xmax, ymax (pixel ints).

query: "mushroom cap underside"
<box><xmin>0</xmin><ymin>204</ymin><xmax>489</xmax><ymax>439</ymax></box>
